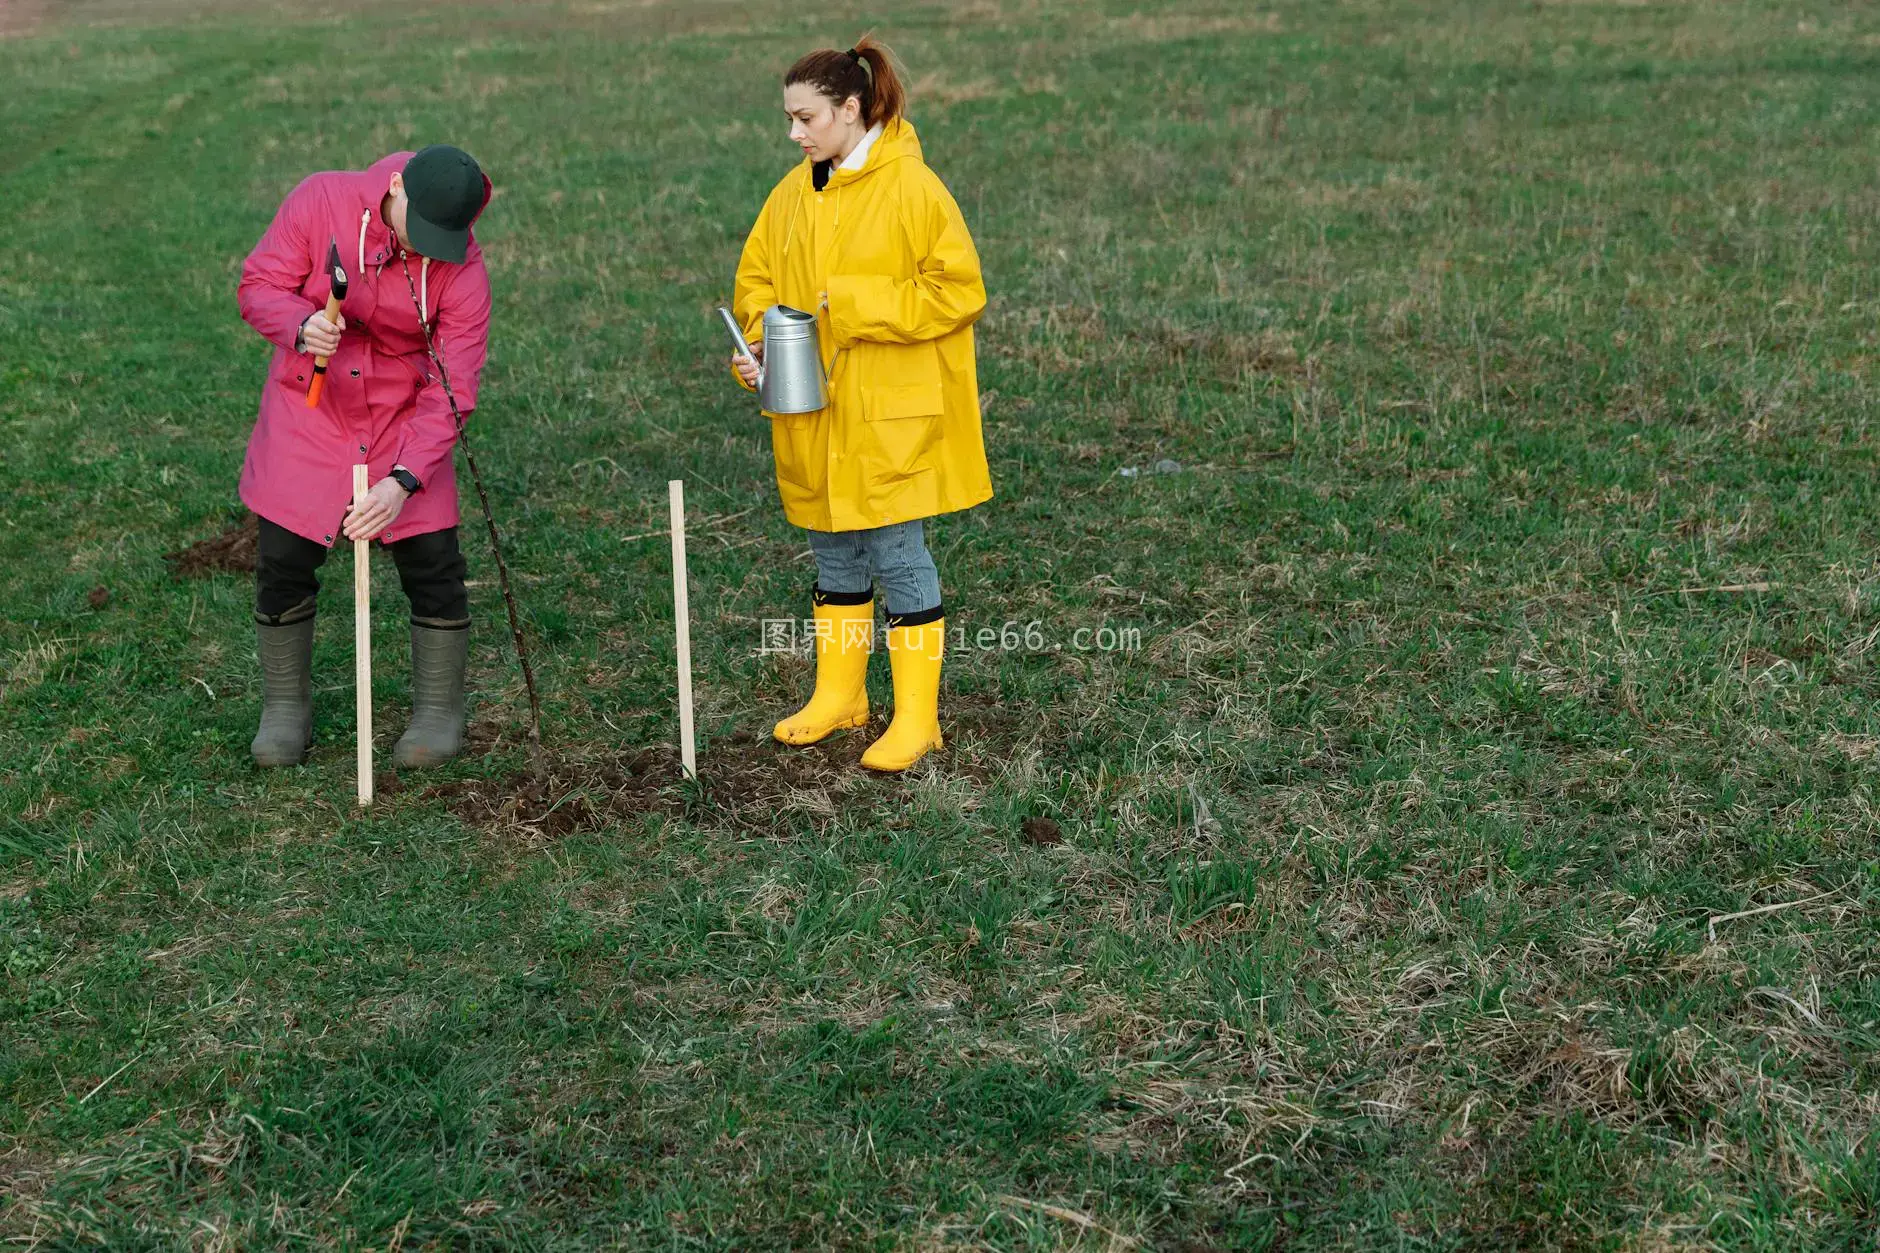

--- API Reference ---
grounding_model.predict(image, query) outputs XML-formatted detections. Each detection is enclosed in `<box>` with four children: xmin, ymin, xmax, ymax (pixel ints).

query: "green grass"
<box><xmin>4</xmin><ymin>0</ymin><xmax>1880</xmax><ymax>1246</ymax></box>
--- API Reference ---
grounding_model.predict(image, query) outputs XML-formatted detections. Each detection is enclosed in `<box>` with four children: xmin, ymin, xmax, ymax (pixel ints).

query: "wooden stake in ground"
<box><xmin>353</xmin><ymin>464</ymin><xmax>374</xmax><ymax>807</ymax></box>
<box><xmin>669</xmin><ymin>478</ymin><xmax>696</xmax><ymax>780</ymax></box>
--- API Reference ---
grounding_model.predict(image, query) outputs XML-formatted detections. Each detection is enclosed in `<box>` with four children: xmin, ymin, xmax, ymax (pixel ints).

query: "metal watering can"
<box><xmin>718</xmin><ymin>304</ymin><xmax>828</xmax><ymax>414</ymax></box>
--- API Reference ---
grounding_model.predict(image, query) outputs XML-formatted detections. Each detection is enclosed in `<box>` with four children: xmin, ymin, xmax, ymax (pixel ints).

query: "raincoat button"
<box><xmin>350</xmin><ymin>369</ymin><xmax>361</xmax><ymax>377</ymax></box>
<box><xmin>359</xmin><ymin>444</ymin><xmax>367</xmax><ymax>454</ymax></box>
<box><xmin>323</xmin><ymin>534</ymin><xmax>333</xmax><ymax>543</ymax></box>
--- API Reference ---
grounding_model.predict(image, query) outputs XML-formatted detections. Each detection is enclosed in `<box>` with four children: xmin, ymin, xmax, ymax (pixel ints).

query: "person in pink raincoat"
<box><xmin>236</xmin><ymin>145</ymin><xmax>493</xmax><ymax>770</ymax></box>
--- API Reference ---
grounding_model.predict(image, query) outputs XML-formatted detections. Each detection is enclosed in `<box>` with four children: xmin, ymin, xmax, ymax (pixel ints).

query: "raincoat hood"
<box><xmin>815</xmin><ymin>116</ymin><xmax>923</xmax><ymax>189</ymax></box>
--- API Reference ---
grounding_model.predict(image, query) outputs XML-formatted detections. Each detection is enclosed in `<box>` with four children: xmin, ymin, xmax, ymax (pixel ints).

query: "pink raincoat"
<box><xmin>237</xmin><ymin>151</ymin><xmax>492</xmax><ymax>547</ymax></box>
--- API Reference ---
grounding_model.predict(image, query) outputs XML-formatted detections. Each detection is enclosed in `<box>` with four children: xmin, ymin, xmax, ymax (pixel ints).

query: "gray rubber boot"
<box><xmin>392</xmin><ymin>621</ymin><xmax>469</xmax><ymax>769</ymax></box>
<box><xmin>251</xmin><ymin>602</ymin><xmax>315</xmax><ymax>767</ymax></box>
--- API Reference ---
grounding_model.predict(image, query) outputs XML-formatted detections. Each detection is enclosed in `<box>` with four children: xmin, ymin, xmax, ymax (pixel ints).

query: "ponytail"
<box><xmin>850</xmin><ymin>37</ymin><xmax>906</xmax><ymax>129</ymax></box>
<box><xmin>784</xmin><ymin>33</ymin><xmax>908</xmax><ymax>129</ymax></box>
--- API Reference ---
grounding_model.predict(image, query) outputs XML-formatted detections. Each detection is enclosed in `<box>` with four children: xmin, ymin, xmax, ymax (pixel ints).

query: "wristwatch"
<box><xmin>389</xmin><ymin>466</ymin><xmax>422</xmax><ymax>495</ymax></box>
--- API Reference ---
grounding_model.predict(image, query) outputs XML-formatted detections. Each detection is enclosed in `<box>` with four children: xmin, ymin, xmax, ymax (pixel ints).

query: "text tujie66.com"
<box><xmin>757</xmin><ymin>618</ymin><xmax>1143</xmax><ymax>657</ymax></box>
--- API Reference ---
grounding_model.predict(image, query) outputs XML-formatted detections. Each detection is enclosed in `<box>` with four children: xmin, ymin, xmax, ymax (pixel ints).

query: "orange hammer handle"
<box><xmin>304</xmin><ymin>292</ymin><xmax>344</xmax><ymax>408</ymax></box>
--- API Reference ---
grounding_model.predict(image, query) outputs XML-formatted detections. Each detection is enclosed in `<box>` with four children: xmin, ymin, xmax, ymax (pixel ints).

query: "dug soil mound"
<box><xmin>419</xmin><ymin>745</ymin><xmax>679</xmax><ymax>839</ymax></box>
<box><xmin>165</xmin><ymin>515</ymin><xmax>258</xmax><ymax>577</ymax></box>
<box><xmin>417</xmin><ymin>727</ymin><xmax>904</xmax><ymax>840</ymax></box>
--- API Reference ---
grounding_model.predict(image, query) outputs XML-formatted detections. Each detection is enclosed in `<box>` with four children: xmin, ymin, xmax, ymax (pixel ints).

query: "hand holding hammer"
<box><xmin>304</xmin><ymin>239</ymin><xmax>349</xmax><ymax>407</ymax></box>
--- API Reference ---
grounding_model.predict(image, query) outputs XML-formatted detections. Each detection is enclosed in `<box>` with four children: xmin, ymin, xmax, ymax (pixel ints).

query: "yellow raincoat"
<box><xmin>732</xmin><ymin>117</ymin><xmax>993</xmax><ymax>531</ymax></box>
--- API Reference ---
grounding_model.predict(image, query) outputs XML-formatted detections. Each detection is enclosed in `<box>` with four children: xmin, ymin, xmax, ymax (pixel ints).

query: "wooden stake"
<box><xmin>354</xmin><ymin>464</ymin><xmax>373</xmax><ymax>807</ymax></box>
<box><xmin>669</xmin><ymin>478</ymin><xmax>696</xmax><ymax>780</ymax></box>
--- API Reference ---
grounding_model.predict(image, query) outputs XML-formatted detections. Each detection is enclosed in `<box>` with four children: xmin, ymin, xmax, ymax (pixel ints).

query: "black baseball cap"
<box><xmin>402</xmin><ymin>144</ymin><xmax>491</xmax><ymax>263</ymax></box>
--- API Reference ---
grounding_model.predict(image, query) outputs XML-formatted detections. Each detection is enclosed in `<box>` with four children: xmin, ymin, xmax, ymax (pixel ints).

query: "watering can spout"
<box><xmin>718</xmin><ymin>307</ymin><xmax>763</xmax><ymax>388</ymax></box>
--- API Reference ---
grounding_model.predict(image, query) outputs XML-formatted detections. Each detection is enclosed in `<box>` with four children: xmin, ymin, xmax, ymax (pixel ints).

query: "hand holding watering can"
<box><xmin>729</xmin><ymin>338</ymin><xmax>763</xmax><ymax>389</ymax></box>
<box><xmin>720</xmin><ymin>300</ymin><xmax>830</xmax><ymax>414</ymax></box>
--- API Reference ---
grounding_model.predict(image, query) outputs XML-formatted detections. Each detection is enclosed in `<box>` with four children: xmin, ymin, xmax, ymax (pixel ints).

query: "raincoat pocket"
<box><xmin>863</xmin><ymin>383</ymin><xmax>943</xmax><ymax>478</ymax></box>
<box><xmin>272</xmin><ymin>350</ymin><xmax>311</xmax><ymax>394</ymax></box>
<box><xmin>771</xmin><ymin>411</ymin><xmax>825</xmax><ymax>493</ymax></box>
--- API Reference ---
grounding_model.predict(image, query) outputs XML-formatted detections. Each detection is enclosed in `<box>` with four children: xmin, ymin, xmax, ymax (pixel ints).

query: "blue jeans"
<box><xmin>805</xmin><ymin>519</ymin><xmax>943</xmax><ymax>623</ymax></box>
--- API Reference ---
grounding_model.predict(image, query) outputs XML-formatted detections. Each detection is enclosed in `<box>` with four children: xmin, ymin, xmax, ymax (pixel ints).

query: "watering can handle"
<box><xmin>718</xmin><ymin>307</ymin><xmax>763</xmax><ymax>388</ymax></box>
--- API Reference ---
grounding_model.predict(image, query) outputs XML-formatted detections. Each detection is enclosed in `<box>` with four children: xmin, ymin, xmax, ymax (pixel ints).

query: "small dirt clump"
<box><xmin>1021</xmin><ymin>816</ymin><xmax>1063</xmax><ymax>846</ymax></box>
<box><xmin>165</xmin><ymin>515</ymin><xmax>259</xmax><ymax>578</ymax></box>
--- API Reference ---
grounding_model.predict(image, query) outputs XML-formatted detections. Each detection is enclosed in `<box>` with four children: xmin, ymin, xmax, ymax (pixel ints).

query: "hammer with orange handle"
<box><xmin>305</xmin><ymin>239</ymin><xmax>348</xmax><ymax>408</ymax></box>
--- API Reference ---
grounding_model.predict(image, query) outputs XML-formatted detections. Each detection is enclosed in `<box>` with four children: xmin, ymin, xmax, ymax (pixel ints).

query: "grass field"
<box><xmin>5</xmin><ymin>0</ymin><xmax>1880</xmax><ymax>1247</ymax></box>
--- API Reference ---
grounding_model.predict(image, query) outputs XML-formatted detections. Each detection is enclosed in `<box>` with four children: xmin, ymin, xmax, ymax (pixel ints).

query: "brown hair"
<box><xmin>784</xmin><ymin>34</ymin><xmax>907</xmax><ymax>130</ymax></box>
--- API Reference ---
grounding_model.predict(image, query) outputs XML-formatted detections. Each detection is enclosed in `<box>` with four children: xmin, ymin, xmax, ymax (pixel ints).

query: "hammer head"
<box><xmin>325</xmin><ymin>239</ymin><xmax>348</xmax><ymax>301</ymax></box>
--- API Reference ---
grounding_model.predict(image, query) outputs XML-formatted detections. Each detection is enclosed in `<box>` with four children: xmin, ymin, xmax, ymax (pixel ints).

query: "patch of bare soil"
<box><xmin>416</xmin><ymin>724</ymin><xmax>921</xmax><ymax>840</ymax></box>
<box><xmin>417</xmin><ymin>745</ymin><xmax>676</xmax><ymax>839</ymax></box>
<box><xmin>164</xmin><ymin>515</ymin><xmax>257</xmax><ymax>577</ymax></box>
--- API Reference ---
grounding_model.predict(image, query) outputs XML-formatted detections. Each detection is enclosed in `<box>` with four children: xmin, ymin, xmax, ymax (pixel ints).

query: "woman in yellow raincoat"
<box><xmin>729</xmin><ymin>35</ymin><xmax>992</xmax><ymax>772</ymax></box>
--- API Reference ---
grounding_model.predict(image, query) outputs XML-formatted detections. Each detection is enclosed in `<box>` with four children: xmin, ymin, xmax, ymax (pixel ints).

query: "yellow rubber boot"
<box><xmin>861</xmin><ymin>617</ymin><xmax>947</xmax><ymax>772</ymax></box>
<box><xmin>774</xmin><ymin>593</ymin><xmax>875</xmax><ymax>745</ymax></box>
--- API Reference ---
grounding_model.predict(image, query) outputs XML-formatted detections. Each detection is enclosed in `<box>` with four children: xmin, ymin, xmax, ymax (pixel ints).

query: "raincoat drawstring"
<box><xmin>781</xmin><ymin>182</ymin><xmax>805</xmax><ymax>260</ymax></box>
<box><xmin>360</xmin><ymin>207</ymin><xmax>428</xmax><ymax>322</ymax></box>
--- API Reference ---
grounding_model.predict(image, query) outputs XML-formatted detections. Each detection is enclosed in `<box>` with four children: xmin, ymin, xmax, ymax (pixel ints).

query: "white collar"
<box><xmin>838</xmin><ymin>122</ymin><xmax>884</xmax><ymax>172</ymax></box>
